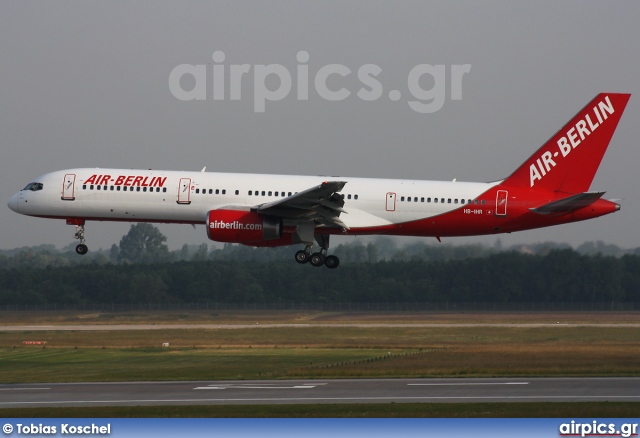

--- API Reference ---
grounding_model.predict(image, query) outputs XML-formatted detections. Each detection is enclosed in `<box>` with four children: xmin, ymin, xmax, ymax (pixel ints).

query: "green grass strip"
<box><xmin>0</xmin><ymin>402</ymin><xmax>638</xmax><ymax>418</ymax></box>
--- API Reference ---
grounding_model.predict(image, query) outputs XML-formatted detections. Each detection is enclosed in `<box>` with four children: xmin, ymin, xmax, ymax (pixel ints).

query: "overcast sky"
<box><xmin>1</xmin><ymin>1</ymin><xmax>638</xmax><ymax>251</ymax></box>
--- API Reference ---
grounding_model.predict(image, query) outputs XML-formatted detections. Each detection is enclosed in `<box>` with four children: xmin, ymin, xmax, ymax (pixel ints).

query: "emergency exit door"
<box><xmin>386</xmin><ymin>192</ymin><xmax>396</xmax><ymax>211</ymax></box>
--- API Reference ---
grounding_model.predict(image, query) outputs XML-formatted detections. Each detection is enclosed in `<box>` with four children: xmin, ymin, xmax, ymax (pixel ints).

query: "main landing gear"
<box><xmin>67</xmin><ymin>219</ymin><xmax>88</xmax><ymax>255</ymax></box>
<box><xmin>294</xmin><ymin>238</ymin><xmax>340</xmax><ymax>269</ymax></box>
<box><xmin>295</xmin><ymin>247</ymin><xmax>340</xmax><ymax>269</ymax></box>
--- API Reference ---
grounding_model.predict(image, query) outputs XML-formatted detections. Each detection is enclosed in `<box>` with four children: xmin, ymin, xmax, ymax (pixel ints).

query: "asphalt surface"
<box><xmin>1</xmin><ymin>378</ymin><xmax>639</xmax><ymax>407</ymax></box>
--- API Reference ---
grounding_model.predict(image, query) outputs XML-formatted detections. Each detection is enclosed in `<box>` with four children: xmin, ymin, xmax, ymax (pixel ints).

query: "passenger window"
<box><xmin>434</xmin><ymin>198</ymin><xmax>438</xmax><ymax>203</ymax></box>
<box><xmin>347</xmin><ymin>194</ymin><xmax>352</xmax><ymax>199</ymax></box>
<box><xmin>235</xmin><ymin>190</ymin><xmax>239</xmax><ymax>195</ymax></box>
<box><xmin>354</xmin><ymin>194</ymin><xmax>358</xmax><ymax>200</ymax></box>
<box><xmin>83</xmin><ymin>185</ymin><xmax>87</xmax><ymax>190</ymax></box>
<box><xmin>407</xmin><ymin>197</ymin><xmax>411</xmax><ymax>202</ymax></box>
<box><xmin>288</xmin><ymin>192</ymin><xmax>292</xmax><ymax>196</ymax></box>
<box><xmin>481</xmin><ymin>200</ymin><xmax>486</xmax><ymax>205</ymax></box>
<box><xmin>215</xmin><ymin>189</ymin><xmax>219</xmax><ymax>194</ymax></box>
<box><xmin>117</xmin><ymin>186</ymin><xmax>121</xmax><ymax>191</ymax></box>
<box><xmin>427</xmin><ymin>197</ymin><xmax>431</xmax><ymax>202</ymax></box>
<box><xmin>261</xmin><ymin>191</ymin><xmax>265</xmax><ymax>196</ymax></box>
<box><xmin>268</xmin><ymin>191</ymin><xmax>272</xmax><ymax>196</ymax></box>
<box><xmin>454</xmin><ymin>199</ymin><xmax>458</xmax><ymax>204</ymax></box>
<box><xmin>275</xmin><ymin>191</ymin><xmax>279</xmax><ymax>196</ymax></box>
<box><xmin>222</xmin><ymin>189</ymin><xmax>226</xmax><ymax>195</ymax></box>
<box><xmin>448</xmin><ymin>199</ymin><xmax>451</xmax><ymax>204</ymax></box>
<box><xmin>401</xmin><ymin>196</ymin><xmax>405</xmax><ymax>201</ymax></box>
<box><xmin>195</xmin><ymin>189</ymin><xmax>199</xmax><ymax>194</ymax></box>
<box><xmin>163</xmin><ymin>188</ymin><xmax>167</xmax><ymax>193</ymax></box>
<box><xmin>460</xmin><ymin>199</ymin><xmax>465</xmax><ymax>204</ymax></box>
<box><xmin>441</xmin><ymin>198</ymin><xmax>445</xmax><ymax>203</ymax></box>
<box><xmin>421</xmin><ymin>197</ymin><xmax>424</xmax><ymax>202</ymax></box>
<box><xmin>137</xmin><ymin>187</ymin><xmax>141</xmax><ymax>192</ymax></box>
<box><xmin>248</xmin><ymin>190</ymin><xmax>252</xmax><ymax>195</ymax></box>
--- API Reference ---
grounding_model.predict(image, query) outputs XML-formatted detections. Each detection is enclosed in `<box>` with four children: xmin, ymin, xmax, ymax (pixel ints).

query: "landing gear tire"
<box><xmin>325</xmin><ymin>255</ymin><xmax>340</xmax><ymax>269</ymax></box>
<box><xmin>310</xmin><ymin>252</ymin><xmax>325</xmax><ymax>267</ymax></box>
<box><xmin>294</xmin><ymin>250</ymin><xmax>309</xmax><ymax>264</ymax></box>
<box><xmin>75</xmin><ymin>244</ymin><xmax>88</xmax><ymax>255</ymax></box>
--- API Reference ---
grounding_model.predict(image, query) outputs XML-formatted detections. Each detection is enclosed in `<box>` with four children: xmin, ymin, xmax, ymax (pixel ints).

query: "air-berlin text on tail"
<box><xmin>83</xmin><ymin>174</ymin><xmax>167</xmax><ymax>187</ymax></box>
<box><xmin>530</xmin><ymin>95</ymin><xmax>614</xmax><ymax>187</ymax></box>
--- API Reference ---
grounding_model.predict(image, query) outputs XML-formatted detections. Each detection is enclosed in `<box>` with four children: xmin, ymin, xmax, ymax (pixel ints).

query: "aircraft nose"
<box><xmin>7</xmin><ymin>194</ymin><xmax>19</xmax><ymax>212</ymax></box>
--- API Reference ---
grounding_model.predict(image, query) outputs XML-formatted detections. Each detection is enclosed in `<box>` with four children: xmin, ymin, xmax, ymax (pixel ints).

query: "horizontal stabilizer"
<box><xmin>529</xmin><ymin>192</ymin><xmax>605</xmax><ymax>215</ymax></box>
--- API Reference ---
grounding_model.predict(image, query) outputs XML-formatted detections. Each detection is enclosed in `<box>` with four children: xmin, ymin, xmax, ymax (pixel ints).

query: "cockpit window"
<box><xmin>22</xmin><ymin>182</ymin><xmax>44</xmax><ymax>192</ymax></box>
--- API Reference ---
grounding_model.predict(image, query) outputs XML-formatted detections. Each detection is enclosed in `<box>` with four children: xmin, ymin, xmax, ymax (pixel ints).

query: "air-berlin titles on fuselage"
<box><xmin>83</xmin><ymin>174</ymin><xmax>167</xmax><ymax>188</ymax></box>
<box><xmin>529</xmin><ymin>95</ymin><xmax>615</xmax><ymax>187</ymax></box>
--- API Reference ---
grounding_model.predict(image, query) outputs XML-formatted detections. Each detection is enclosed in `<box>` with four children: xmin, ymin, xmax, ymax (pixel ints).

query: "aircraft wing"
<box><xmin>529</xmin><ymin>192</ymin><xmax>605</xmax><ymax>215</ymax></box>
<box><xmin>254</xmin><ymin>181</ymin><xmax>349</xmax><ymax>229</ymax></box>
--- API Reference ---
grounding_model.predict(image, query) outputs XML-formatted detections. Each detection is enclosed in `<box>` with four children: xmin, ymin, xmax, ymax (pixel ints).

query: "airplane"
<box><xmin>7</xmin><ymin>93</ymin><xmax>630</xmax><ymax>268</ymax></box>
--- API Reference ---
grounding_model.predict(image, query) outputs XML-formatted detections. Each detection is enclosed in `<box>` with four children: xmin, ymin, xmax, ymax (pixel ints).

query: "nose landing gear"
<box><xmin>67</xmin><ymin>218</ymin><xmax>88</xmax><ymax>255</ymax></box>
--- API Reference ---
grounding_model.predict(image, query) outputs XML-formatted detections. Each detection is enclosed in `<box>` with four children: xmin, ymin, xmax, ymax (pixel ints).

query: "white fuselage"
<box><xmin>8</xmin><ymin>168</ymin><xmax>496</xmax><ymax>233</ymax></box>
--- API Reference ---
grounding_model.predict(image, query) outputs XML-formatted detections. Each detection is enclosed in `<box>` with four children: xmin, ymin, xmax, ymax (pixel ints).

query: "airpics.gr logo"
<box><xmin>169</xmin><ymin>51</ymin><xmax>471</xmax><ymax>113</ymax></box>
<box><xmin>559</xmin><ymin>420</ymin><xmax>638</xmax><ymax>438</ymax></box>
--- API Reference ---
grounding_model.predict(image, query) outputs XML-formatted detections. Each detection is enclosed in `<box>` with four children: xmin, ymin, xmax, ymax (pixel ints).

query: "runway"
<box><xmin>1</xmin><ymin>378</ymin><xmax>639</xmax><ymax>408</ymax></box>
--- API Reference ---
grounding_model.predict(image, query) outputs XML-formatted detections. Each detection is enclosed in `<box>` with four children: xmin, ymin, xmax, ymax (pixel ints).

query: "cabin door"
<box><xmin>62</xmin><ymin>174</ymin><xmax>76</xmax><ymax>200</ymax></box>
<box><xmin>177</xmin><ymin>178</ymin><xmax>191</xmax><ymax>204</ymax></box>
<box><xmin>496</xmin><ymin>190</ymin><xmax>508</xmax><ymax>216</ymax></box>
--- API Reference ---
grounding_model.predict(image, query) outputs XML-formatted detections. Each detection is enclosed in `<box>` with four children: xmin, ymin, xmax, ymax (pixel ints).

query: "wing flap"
<box><xmin>256</xmin><ymin>180</ymin><xmax>349</xmax><ymax>229</ymax></box>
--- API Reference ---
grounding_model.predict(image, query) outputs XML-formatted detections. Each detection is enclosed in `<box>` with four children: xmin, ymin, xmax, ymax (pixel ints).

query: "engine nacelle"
<box><xmin>206</xmin><ymin>209</ymin><xmax>282</xmax><ymax>243</ymax></box>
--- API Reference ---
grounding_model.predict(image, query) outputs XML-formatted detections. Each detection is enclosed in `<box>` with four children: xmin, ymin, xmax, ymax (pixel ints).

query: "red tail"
<box><xmin>502</xmin><ymin>93</ymin><xmax>630</xmax><ymax>194</ymax></box>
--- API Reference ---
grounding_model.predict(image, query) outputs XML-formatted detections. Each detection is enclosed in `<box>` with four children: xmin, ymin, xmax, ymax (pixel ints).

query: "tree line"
<box><xmin>0</xmin><ymin>248</ymin><xmax>639</xmax><ymax>306</ymax></box>
<box><xmin>1</xmin><ymin>224</ymin><xmax>639</xmax><ymax>271</ymax></box>
<box><xmin>0</xmin><ymin>224</ymin><xmax>639</xmax><ymax>306</ymax></box>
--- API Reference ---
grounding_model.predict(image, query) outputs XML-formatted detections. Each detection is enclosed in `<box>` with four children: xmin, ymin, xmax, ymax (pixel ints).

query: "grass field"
<box><xmin>1</xmin><ymin>310</ymin><xmax>638</xmax><ymax>417</ymax></box>
<box><xmin>1</xmin><ymin>309</ymin><xmax>638</xmax><ymax>325</ymax></box>
<box><xmin>1</xmin><ymin>402</ymin><xmax>639</xmax><ymax>418</ymax></box>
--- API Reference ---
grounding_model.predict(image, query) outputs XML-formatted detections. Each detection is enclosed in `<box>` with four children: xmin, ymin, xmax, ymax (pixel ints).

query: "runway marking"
<box><xmin>0</xmin><ymin>388</ymin><xmax>50</xmax><ymax>391</ymax></box>
<box><xmin>194</xmin><ymin>383</ymin><xmax>324</xmax><ymax>390</ymax></box>
<box><xmin>408</xmin><ymin>382</ymin><xmax>529</xmax><ymax>386</ymax></box>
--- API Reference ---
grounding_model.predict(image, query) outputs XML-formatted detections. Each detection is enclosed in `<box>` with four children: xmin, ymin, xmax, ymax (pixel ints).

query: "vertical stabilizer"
<box><xmin>502</xmin><ymin>93</ymin><xmax>630</xmax><ymax>193</ymax></box>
